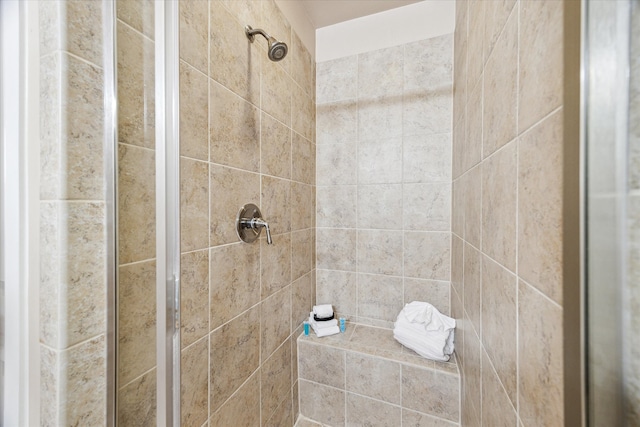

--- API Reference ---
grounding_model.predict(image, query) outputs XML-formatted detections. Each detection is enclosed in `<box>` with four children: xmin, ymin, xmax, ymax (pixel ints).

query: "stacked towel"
<box><xmin>393</xmin><ymin>301</ymin><xmax>455</xmax><ymax>362</ymax></box>
<box><xmin>309</xmin><ymin>305</ymin><xmax>340</xmax><ymax>337</ymax></box>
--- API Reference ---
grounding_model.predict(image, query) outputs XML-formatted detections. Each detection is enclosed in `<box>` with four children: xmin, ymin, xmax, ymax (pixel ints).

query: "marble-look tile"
<box><xmin>117</xmin><ymin>23</ymin><xmax>155</xmax><ymax>149</ymax></box>
<box><xmin>181</xmin><ymin>158</ymin><xmax>209</xmax><ymax>252</ymax></box>
<box><xmin>209</xmin><ymin>306</ymin><xmax>260</xmax><ymax>412</ymax></box>
<box><xmin>403</xmin><ymin>133</ymin><xmax>452</xmax><ymax>183</ymax></box>
<box><xmin>463</xmin><ymin>165</ymin><xmax>482</xmax><ymax>248</ymax></box>
<box><xmin>518</xmin><ymin>111</ymin><xmax>563</xmax><ymax>304</ymax></box>
<box><xmin>452</xmin><ymin>177</ymin><xmax>464</xmax><ymax>238</ymax></box>
<box><xmin>265</xmin><ymin>388</ymin><xmax>294</xmax><ymax>427</ymax></box>
<box><xmin>451</xmin><ymin>234</ymin><xmax>464</xmax><ymax>298</ymax></box>
<box><xmin>118</xmin><ymin>368</ymin><xmax>156</xmax><ymax>426</ymax></box>
<box><xmin>404</xmin><ymin>232</ymin><xmax>451</xmax><ymax>281</ymax></box>
<box><xmin>359</xmin><ymin>46</ymin><xmax>404</xmax><ymax>99</ymax></box>
<box><xmin>292</xmin><ymin>133</ymin><xmax>315</xmax><ymax>185</ymax></box>
<box><xmin>452</xmin><ymin>115</ymin><xmax>466</xmax><ymax>180</ymax></box>
<box><xmin>316</xmin><ymin>143</ymin><xmax>357</xmax><ymax>186</ymax></box>
<box><xmin>209</xmin><ymin>242</ymin><xmax>260</xmax><ymax>330</ymax></box>
<box><xmin>481</xmin><ymin>255</ymin><xmax>517</xmax><ymax>405</ymax></box>
<box><xmin>403</xmin><ymin>89</ymin><xmax>453</xmax><ymax>137</ymax></box>
<box><xmin>463</xmin><ymin>243</ymin><xmax>481</xmax><ymax>335</ymax></box>
<box><xmin>293</xmin><ymin>380</ymin><xmax>300</xmax><ymax>420</ymax></box>
<box><xmin>467</xmin><ymin>0</ymin><xmax>486</xmax><ymax>92</ymax></box>
<box><xmin>180</xmin><ymin>61</ymin><xmax>209</xmax><ymax>161</ymax></box>
<box><xmin>64</xmin><ymin>0</ymin><xmax>103</xmax><ymax>66</ymax></box>
<box><xmin>316</xmin><ymin>229</ymin><xmax>356</xmax><ymax>271</ymax></box>
<box><xmin>179</xmin><ymin>0</ymin><xmax>208</xmax><ymax>74</ymax></box>
<box><xmin>402</xmin><ymin>365</ymin><xmax>459</xmax><ymax>422</ymax></box>
<box><xmin>357</xmin><ymin>273</ymin><xmax>403</xmax><ymax>322</ymax></box>
<box><xmin>40</xmin><ymin>344</ymin><xmax>58</xmax><ymax>424</ymax></box>
<box><xmin>402</xmin><ymin>409</ymin><xmax>458</xmax><ymax>427</ymax></box>
<box><xmin>317</xmin><ymin>56</ymin><xmax>357</xmax><ymax>104</ymax></box>
<box><xmin>209</xmin><ymin>372</ymin><xmax>261</xmax><ymax>427</ymax></box>
<box><xmin>483</xmin><ymin>8</ymin><xmax>517</xmax><ymax>157</ymax></box>
<box><xmin>518</xmin><ymin>280</ymin><xmax>564</xmax><ymax>426</ymax></box>
<box><xmin>357</xmin><ymin>184</ymin><xmax>403</xmax><ymax>230</ymax></box>
<box><xmin>262</xmin><ymin>175</ymin><xmax>292</xmax><ymax>234</ymax></box>
<box><xmin>404</xmin><ymin>34</ymin><xmax>453</xmax><ymax>93</ymax></box>
<box><xmin>219</xmin><ymin>0</ymin><xmax>261</xmax><ymax>32</ymax></box>
<box><xmin>181</xmin><ymin>250</ymin><xmax>209</xmax><ymax>348</ymax></box>
<box><xmin>118</xmin><ymin>144</ymin><xmax>155</xmax><ymax>264</ymax></box>
<box><xmin>209</xmin><ymin>80</ymin><xmax>260</xmax><ymax>172</ymax></box>
<box><xmin>346</xmin><ymin>393</ymin><xmax>401</xmax><ymax>427</ymax></box>
<box><xmin>262</xmin><ymin>339</ymin><xmax>292</xmax><ymax>422</ymax></box>
<box><xmin>404</xmin><ymin>278</ymin><xmax>450</xmax><ymax>316</ymax></box>
<box><xmin>39</xmin><ymin>1</ymin><xmax>60</xmax><ymax>57</ymax></box>
<box><xmin>259</xmin><ymin>0</ymin><xmax>291</xmax><ymax>69</ymax></box>
<box><xmin>482</xmin><ymin>141</ymin><xmax>517</xmax><ymax>271</ymax></box>
<box><xmin>317</xmin><ymin>186</ymin><xmax>357</xmax><ymax>228</ymax></box>
<box><xmin>357</xmin><ymin>230</ymin><xmax>403</xmax><ymax>276</ymax></box>
<box><xmin>292</xmin><ymin>229</ymin><xmax>313</xmax><ymax>281</ymax></box>
<box><xmin>181</xmin><ymin>338</ymin><xmax>209</xmax><ymax>427</ymax></box>
<box><xmin>39</xmin><ymin>53</ymin><xmax>61</xmax><ymax>201</ymax></box>
<box><xmin>116</xmin><ymin>0</ymin><xmax>154</xmax><ymax>40</ymax></box>
<box><xmin>291</xmin><ymin>30</ymin><xmax>314</xmax><ymax>98</ymax></box>
<box><xmin>346</xmin><ymin>353</ymin><xmax>401</xmax><ymax>404</ymax></box>
<box><xmin>209</xmin><ymin>7</ymin><xmax>260</xmax><ymax>104</ymax></box>
<box><xmin>316</xmin><ymin>269</ymin><xmax>357</xmax><ymax>317</ymax></box>
<box><xmin>461</xmin><ymin>324</ymin><xmax>481</xmax><ymax>425</ymax></box>
<box><xmin>291</xmin><ymin>182</ymin><xmax>314</xmax><ymax>231</ymax></box>
<box><xmin>261</xmin><ymin>287</ymin><xmax>292</xmax><ymax>361</ymax></box>
<box><xmin>404</xmin><ymin>183</ymin><xmax>451</xmax><ymax>232</ymax></box>
<box><xmin>358</xmin><ymin>137</ymin><xmax>403</xmax><ymax>184</ymax></box>
<box><xmin>453</xmin><ymin>40</ymin><xmax>468</xmax><ymax>131</ymax></box>
<box><xmin>350</xmin><ymin>325</ymin><xmax>403</xmax><ymax>355</ymax></box>
<box><xmin>261</xmin><ymin>232</ymin><xmax>292</xmax><ymax>298</ymax></box>
<box><xmin>298</xmin><ymin>341</ymin><xmax>345</xmax><ymax>389</ymax></box>
<box><xmin>292</xmin><ymin>85</ymin><xmax>315</xmax><ymax>142</ymax></box>
<box><xmin>262</xmin><ymin>112</ymin><xmax>292</xmax><ymax>179</ymax></box>
<box><xmin>118</xmin><ymin>260</ymin><xmax>156</xmax><ymax>385</ymax></box>
<box><xmin>262</xmin><ymin>57</ymin><xmax>292</xmax><ymax>126</ymax></box>
<box><xmin>209</xmin><ymin>164</ymin><xmax>260</xmax><ymax>246</ymax></box>
<box><xmin>519</xmin><ymin>0</ymin><xmax>563</xmax><ymax>132</ymax></box>
<box><xmin>484</xmin><ymin>0</ymin><xmax>517</xmax><ymax>64</ymax></box>
<box><xmin>464</xmin><ymin>76</ymin><xmax>483</xmax><ymax>173</ymax></box>
<box><xmin>60</xmin><ymin>335</ymin><xmax>106</xmax><ymax>426</ymax></box>
<box><xmin>359</xmin><ymin>100</ymin><xmax>403</xmax><ymax>142</ymax></box>
<box><xmin>316</xmin><ymin>101</ymin><xmax>357</xmax><ymax>145</ymax></box>
<box><xmin>299</xmin><ymin>380</ymin><xmax>345</xmax><ymax>426</ymax></box>
<box><xmin>481</xmin><ymin>352</ymin><xmax>517</xmax><ymax>427</ymax></box>
<box><xmin>292</xmin><ymin>273</ymin><xmax>313</xmax><ymax>329</ymax></box>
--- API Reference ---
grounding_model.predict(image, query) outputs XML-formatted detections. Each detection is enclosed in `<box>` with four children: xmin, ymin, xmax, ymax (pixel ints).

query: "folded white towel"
<box><xmin>313</xmin><ymin>304</ymin><xmax>334</xmax><ymax>318</ymax></box>
<box><xmin>393</xmin><ymin>326</ymin><xmax>454</xmax><ymax>361</ymax></box>
<box><xmin>309</xmin><ymin>315</ymin><xmax>338</xmax><ymax>329</ymax></box>
<box><xmin>311</xmin><ymin>324</ymin><xmax>340</xmax><ymax>337</ymax></box>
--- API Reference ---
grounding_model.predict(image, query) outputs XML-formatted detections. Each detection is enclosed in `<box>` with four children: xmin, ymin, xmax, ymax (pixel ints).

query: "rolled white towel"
<box><xmin>313</xmin><ymin>304</ymin><xmax>334</xmax><ymax>318</ymax></box>
<box><xmin>394</xmin><ymin>327</ymin><xmax>454</xmax><ymax>361</ymax></box>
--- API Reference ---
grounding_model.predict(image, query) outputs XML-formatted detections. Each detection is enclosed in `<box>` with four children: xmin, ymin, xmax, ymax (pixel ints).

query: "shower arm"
<box><xmin>245</xmin><ymin>25</ymin><xmax>272</xmax><ymax>43</ymax></box>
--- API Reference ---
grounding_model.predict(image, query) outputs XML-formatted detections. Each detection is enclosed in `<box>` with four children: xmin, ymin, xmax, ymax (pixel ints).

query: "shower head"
<box><xmin>245</xmin><ymin>25</ymin><xmax>288</xmax><ymax>62</ymax></box>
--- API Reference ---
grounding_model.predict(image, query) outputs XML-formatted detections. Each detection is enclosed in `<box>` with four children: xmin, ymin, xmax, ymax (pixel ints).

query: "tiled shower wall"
<box><xmin>315</xmin><ymin>34</ymin><xmax>453</xmax><ymax>328</ymax></box>
<box><xmin>39</xmin><ymin>1</ymin><xmax>107</xmax><ymax>425</ymax></box>
<box><xmin>452</xmin><ymin>0</ymin><xmax>565</xmax><ymax>425</ymax></box>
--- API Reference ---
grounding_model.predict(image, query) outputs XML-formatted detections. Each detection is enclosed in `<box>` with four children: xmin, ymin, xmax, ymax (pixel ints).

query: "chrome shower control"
<box><xmin>236</xmin><ymin>203</ymin><xmax>273</xmax><ymax>244</ymax></box>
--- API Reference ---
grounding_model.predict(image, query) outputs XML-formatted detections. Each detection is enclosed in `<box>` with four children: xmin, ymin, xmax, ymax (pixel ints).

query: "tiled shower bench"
<box><xmin>296</xmin><ymin>323</ymin><xmax>460</xmax><ymax>426</ymax></box>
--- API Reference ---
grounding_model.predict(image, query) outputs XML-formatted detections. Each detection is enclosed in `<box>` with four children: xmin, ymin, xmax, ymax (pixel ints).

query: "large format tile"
<box><xmin>261</xmin><ymin>287</ymin><xmax>292</xmax><ymax>361</ymax></box>
<box><xmin>357</xmin><ymin>273</ymin><xmax>403</xmax><ymax>322</ymax></box>
<box><xmin>404</xmin><ymin>232</ymin><xmax>451</xmax><ymax>281</ymax></box>
<box><xmin>180</xmin><ymin>61</ymin><xmax>209</xmax><ymax>161</ymax></box>
<box><xmin>346</xmin><ymin>353</ymin><xmax>400</xmax><ymax>404</ymax></box>
<box><xmin>298</xmin><ymin>341</ymin><xmax>345</xmax><ymax>389</ymax></box>
<box><xmin>181</xmin><ymin>338</ymin><xmax>208</xmax><ymax>427</ymax></box>
<box><xmin>316</xmin><ymin>269</ymin><xmax>357</xmax><ymax>317</ymax></box>
<box><xmin>181</xmin><ymin>158</ymin><xmax>209</xmax><ymax>252</ymax></box>
<box><xmin>261</xmin><ymin>340</ymin><xmax>292</xmax><ymax>423</ymax></box>
<box><xmin>261</xmin><ymin>232</ymin><xmax>292</xmax><ymax>298</ymax></box>
<box><xmin>346</xmin><ymin>393</ymin><xmax>401</xmax><ymax>427</ymax></box>
<box><xmin>299</xmin><ymin>380</ymin><xmax>345</xmax><ymax>426</ymax></box>
<box><xmin>179</xmin><ymin>0</ymin><xmax>208</xmax><ymax>74</ymax></box>
<box><xmin>357</xmin><ymin>230</ymin><xmax>403</xmax><ymax>276</ymax></box>
<box><xmin>402</xmin><ymin>365</ymin><xmax>459</xmax><ymax>422</ymax></box>
<box><xmin>209</xmin><ymin>372</ymin><xmax>261</xmax><ymax>427</ymax></box>
<box><xmin>181</xmin><ymin>250</ymin><xmax>209</xmax><ymax>348</ymax></box>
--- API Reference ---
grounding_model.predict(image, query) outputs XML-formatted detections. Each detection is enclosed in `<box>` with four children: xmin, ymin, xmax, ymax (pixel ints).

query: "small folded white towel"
<box><xmin>312</xmin><ymin>325</ymin><xmax>340</xmax><ymax>337</ymax></box>
<box><xmin>313</xmin><ymin>304</ymin><xmax>334</xmax><ymax>318</ymax></box>
<box><xmin>308</xmin><ymin>313</ymin><xmax>340</xmax><ymax>337</ymax></box>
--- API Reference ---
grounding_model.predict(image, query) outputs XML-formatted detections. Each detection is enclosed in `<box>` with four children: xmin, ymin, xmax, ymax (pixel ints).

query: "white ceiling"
<box><xmin>298</xmin><ymin>0</ymin><xmax>423</xmax><ymax>29</ymax></box>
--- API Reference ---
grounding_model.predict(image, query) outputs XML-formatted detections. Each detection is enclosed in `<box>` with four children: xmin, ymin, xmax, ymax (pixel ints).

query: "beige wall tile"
<box><xmin>118</xmin><ymin>368</ymin><xmax>156</xmax><ymax>426</ymax></box>
<box><xmin>209</xmin><ymin>306</ymin><xmax>260</xmax><ymax>412</ymax></box>
<box><xmin>403</xmin><ymin>183</ymin><xmax>451</xmax><ymax>232</ymax></box>
<box><xmin>180</xmin><ymin>61</ymin><xmax>209</xmax><ymax>161</ymax></box>
<box><xmin>346</xmin><ymin>353</ymin><xmax>401</xmax><ymax>404</ymax></box>
<box><xmin>518</xmin><ymin>0</ymin><xmax>563</xmax><ymax>132</ymax></box>
<box><xmin>220</xmin><ymin>0</ymin><xmax>261</xmax><ymax>30</ymax></box>
<box><xmin>179</xmin><ymin>0</ymin><xmax>208</xmax><ymax>75</ymax></box>
<box><xmin>404</xmin><ymin>232</ymin><xmax>451</xmax><ymax>280</ymax></box>
<box><xmin>403</xmin><ymin>90</ymin><xmax>453</xmax><ymax>138</ymax></box>
<box><xmin>317</xmin><ymin>56</ymin><xmax>357</xmax><ymax>104</ymax></box>
<box><xmin>346</xmin><ymin>393</ymin><xmax>401</xmax><ymax>427</ymax></box>
<box><xmin>292</xmin><ymin>229</ymin><xmax>313</xmax><ymax>281</ymax></box>
<box><xmin>317</xmin><ymin>185</ymin><xmax>357</xmax><ymax>228</ymax></box>
<box><xmin>292</xmin><ymin>273</ymin><xmax>313</xmax><ymax>329</ymax></box>
<box><xmin>39</xmin><ymin>1</ymin><xmax>61</xmax><ymax>57</ymax></box>
<box><xmin>262</xmin><ymin>59</ymin><xmax>292</xmax><ymax>126</ymax></box>
<box><xmin>482</xmin><ymin>8</ymin><xmax>517</xmax><ymax>157</ymax></box>
<box><xmin>261</xmin><ymin>287</ymin><xmax>292</xmax><ymax>361</ymax></box>
<box><xmin>116</xmin><ymin>0</ymin><xmax>154</xmax><ymax>40</ymax></box>
<box><xmin>209</xmin><ymin>80</ymin><xmax>260</xmax><ymax>172</ymax></box>
<box><xmin>481</xmin><ymin>255</ymin><xmax>517</xmax><ymax>405</ymax></box>
<box><xmin>518</xmin><ymin>281</ymin><xmax>564</xmax><ymax>426</ymax></box>
<box><xmin>403</xmin><ymin>133</ymin><xmax>452</xmax><ymax>183</ymax></box>
<box><xmin>358</xmin><ymin>137</ymin><xmax>403</xmax><ymax>184</ymax></box>
<box><xmin>463</xmin><ymin>243</ymin><xmax>481</xmax><ymax>335</ymax></box>
<box><xmin>118</xmin><ymin>23</ymin><xmax>155</xmax><ymax>149</ymax></box>
<box><xmin>404</xmin><ymin>34</ymin><xmax>453</xmax><ymax>93</ymax></box>
<box><xmin>357</xmin><ymin>273</ymin><xmax>403</xmax><ymax>322</ymax></box>
<box><xmin>261</xmin><ymin>232</ymin><xmax>292</xmax><ymax>298</ymax></box>
<box><xmin>358</xmin><ymin>230</ymin><xmax>403</xmax><ymax>276</ymax></box>
<box><xmin>316</xmin><ymin>144</ymin><xmax>357</xmax><ymax>186</ymax></box>
<box><xmin>298</xmin><ymin>341</ymin><xmax>345</xmax><ymax>389</ymax></box>
<box><xmin>358</xmin><ymin>184</ymin><xmax>403</xmax><ymax>230</ymax></box>
<box><xmin>292</xmin><ymin>84</ymin><xmax>315</xmax><ymax>141</ymax></box>
<box><xmin>264</xmin><ymin>389</ymin><xmax>293</xmax><ymax>427</ymax></box>
<box><xmin>209</xmin><ymin>372</ymin><xmax>261</xmax><ymax>427</ymax></box>
<box><xmin>483</xmin><ymin>0</ymin><xmax>517</xmax><ymax>65</ymax></box>
<box><xmin>181</xmin><ymin>338</ymin><xmax>209</xmax><ymax>427</ymax></box>
<box><xmin>452</xmin><ymin>177</ymin><xmax>464</xmax><ymax>237</ymax></box>
<box><xmin>40</xmin><ymin>339</ymin><xmax>58</xmax><ymax>424</ymax></box>
<box><xmin>452</xmin><ymin>115</ymin><xmax>467</xmax><ymax>179</ymax></box>
<box><xmin>463</xmin><ymin>165</ymin><xmax>482</xmax><ymax>248</ymax></box>
<box><xmin>316</xmin><ymin>101</ymin><xmax>357</xmax><ymax>145</ymax></box>
<box><xmin>461</xmin><ymin>323</ymin><xmax>481</xmax><ymax>426</ymax></box>
<box><xmin>359</xmin><ymin>100</ymin><xmax>403</xmax><ymax>142</ymax></box>
<box><xmin>262</xmin><ymin>175</ymin><xmax>292</xmax><ymax>234</ymax></box>
<box><xmin>261</xmin><ymin>113</ymin><xmax>292</xmax><ymax>179</ymax></box>
<box><xmin>299</xmin><ymin>380</ymin><xmax>346</xmax><ymax>426</ymax></box>
<box><xmin>316</xmin><ymin>229</ymin><xmax>356</xmax><ymax>271</ymax></box>
<box><xmin>518</xmin><ymin>110</ymin><xmax>563</xmax><ymax>304</ymax></box>
<box><xmin>209</xmin><ymin>242</ymin><xmax>260</xmax><ymax>330</ymax></box>
<box><xmin>402</xmin><ymin>365</ymin><xmax>459</xmax><ymax>422</ymax></box>
<box><xmin>292</xmin><ymin>133</ymin><xmax>315</xmax><ymax>185</ymax></box>
<box><xmin>291</xmin><ymin>30</ymin><xmax>314</xmax><ymax>98</ymax></box>
<box><xmin>359</xmin><ymin>46</ymin><xmax>403</xmax><ymax>99</ymax></box>
<box><xmin>464</xmin><ymin>78</ymin><xmax>483</xmax><ymax>173</ymax></box>
<box><xmin>64</xmin><ymin>0</ymin><xmax>103</xmax><ymax>66</ymax></box>
<box><xmin>261</xmin><ymin>339</ymin><xmax>292</xmax><ymax>423</ymax></box>
<box><xmin>40</xmin><ymin>52</ymin><xmax>62</xmax><ymax>201</ymax></box>
<box><xmin>291</xmin><ymin>181</ymin><xmax>314</xmax><ymax>232</ymax></box>
<box><xmin>209</xmin><ymin>164</ymin><xmax>260</xmax><ymax>246</ymax></box>
<box><xmin>482</xmin><ymin>141</ymin><xmax>517</xmax><ymax>271</ymax></box>
<box><xmin>466</xmin><ymin>0</ymin><xmax>485</xmax><ymax>93</ymax></box>
<box><xmin>181</xmin><ymin>158</ymin><xmax>209</xmax><ymax>252</ymax></box>
<box><xmin>181</xmin><ymin>250</ymin><xmax>209</xmax><ymax>348</ymax></box>
<box><xmin>451</xmin><ymin>234</ymin><xmax>464</xmax><ymax>298</ymax></box>
<box><xmin>404</xmin><ymin>278</ymin><xmax>450</xmax><ymax>316</ymax></box>
<box><xmin>481</xmin><ymin>352</ymin><xmax>517</xmax><ymax>427</ymax></box>
<box><xmin>316</xmin><ymin>270</ymin><xmax>357</xmax><ymax>316</ymax></box>
<box><xmin>402</xmin><ymin>409</ymin><xmax>458</xmax><ymax>427</ymax></box>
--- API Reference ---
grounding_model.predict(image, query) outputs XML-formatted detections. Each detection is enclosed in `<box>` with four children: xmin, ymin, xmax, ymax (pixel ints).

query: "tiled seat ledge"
<box><xmin>296</xmin><ymin>323</ymin><xmax>460</xmax><ymax>427</ymax></box>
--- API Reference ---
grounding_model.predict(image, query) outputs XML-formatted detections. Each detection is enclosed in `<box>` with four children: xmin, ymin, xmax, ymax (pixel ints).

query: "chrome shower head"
<box><xmin>245</xmin><ymin>25</ymin><xmax>288</xmax><ymax>62</ymax></box>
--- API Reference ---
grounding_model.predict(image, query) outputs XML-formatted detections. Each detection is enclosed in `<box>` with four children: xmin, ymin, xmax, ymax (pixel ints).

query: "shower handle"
<box><xmin>236</xmin><ymin>203</ymin><xmax>273</xmax><ymax>244</ymax></box>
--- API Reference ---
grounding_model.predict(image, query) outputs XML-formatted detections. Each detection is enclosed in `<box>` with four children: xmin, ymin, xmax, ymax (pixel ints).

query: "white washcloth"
<box><xmin>309</xmin><ymin>315</ymin><xmax>338</xmax><ymax>329</ymax></box>
<box><xmin>393</xmin><ymin>301</ymin><xmax>456</xmax><ymax>361</ymax></box>
<box><xmin>311</xmin><ymin>324</ymin><xmax>340</xmax><ymax>337</ymax></box>
<box><xmin>313</xmin><ymin>304</ymin><xmax>334</xmax><ymax>318</ymax></box>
